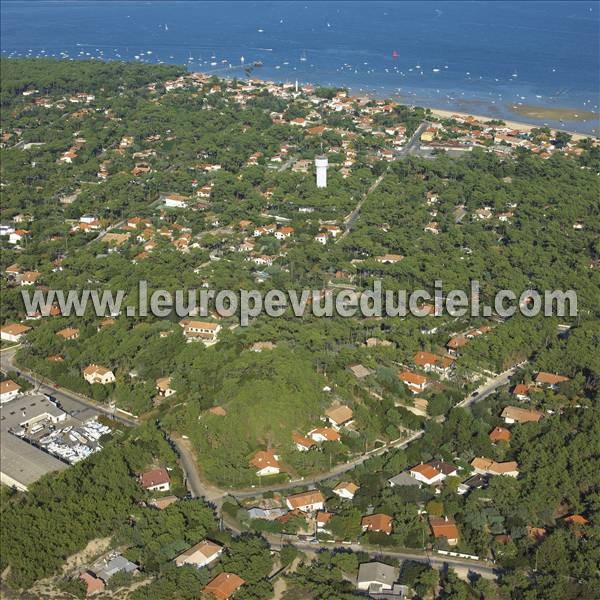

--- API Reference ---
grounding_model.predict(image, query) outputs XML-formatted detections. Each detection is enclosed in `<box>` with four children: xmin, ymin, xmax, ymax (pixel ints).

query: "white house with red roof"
<box><xmin>139</xmin><ymin>468</ymin><xmax>171</xmax><ymax>492</ymax></box>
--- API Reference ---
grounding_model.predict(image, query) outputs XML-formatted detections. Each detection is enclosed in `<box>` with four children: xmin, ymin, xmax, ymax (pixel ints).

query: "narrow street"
<box><xmin>337</xmin><ymin>120</ymin><xmax>429</xmax><ymax>242</ymax></box>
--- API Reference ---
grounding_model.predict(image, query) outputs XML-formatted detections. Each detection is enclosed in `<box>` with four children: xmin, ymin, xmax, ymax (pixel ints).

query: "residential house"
<box><xmin>446</xmin><ymin>335</ymin><xmax>468</xmax><ymax>356</ymax></box>
<box><xmin>18</xmin><ymin>271</ymin><xmax>41</xmax><ymax>286</ymax></box>
<box><xmin>429</xmin><ymin>516</ymin><xmax>460</xmax><ymax>546</ymax></box>
<box><xmin>458</xmin><ymin>473</ymin><xmax>489</xmax><ymax>495</ymax></box>
<box><xmin>56</xmin><ymin>327</ymin><xmax>80</xmax><ymax>340</ymax></box>
<box><xmin>501</xmin><ymin>406</ymin><xmax>544</xmax><ymax>425</ymax></box>
<box><xmin>489</xmin><ymin>427</ymin><xmax>511</xmax><ymax>443</ymax></box>
<box><xmin>399</xmin><ymin>371</ymin><xmax>428</xmax><ymax>394</ymax></box>
<box><xmin>471</xmin><ymin>457</ymin><xmax>519</xmax><ymax>478</ymax></box>
<box><xmin>308</xmin><ymin>427</ymin><xmax>341</xmax><ymax>443</ymax></box>
<box><xmin>249</xmin><ymin>341</ymin><xmax>276</xmax><ymax>352</ymax></box>
<box><xmin>274</xmin><ymin>226</ymin><xmax>294</xmax><ymax>240</ymax></box>
<box><xmin>9</xmin><ymin>229</ymin><xmax>29</xmax><ymax>245</ymax></box>
<box><xmin>0</xmin><ymin>323</ymin><xmax>31</xmax><ymax>342</ymax></box>
<box><xmin>179</xmin><ymin>319</ymin><xmax>221</xmax><ymax>344</ymax></box>
<box><xmin>174</xmin><ymin>540</ymin><xmax>223</xmax><ymax>568</ymax></box>
<box><xmin>285</xmin><ymin>490</ymin><xmax>325</xmax><ymax>512</ymax></box>
<box><xmin>357</xmin><ymin>562</ymin><xmax>397</xmax><ymax>592</ymax></box>
<box><xmin>333</xmin><ymin>481</ymin><xmax>359</xmax><ymax>500</ymax></box>
<box><xmin>203</xmin><ymin>572</ymin><xmax>245</xmax><ymax>600</ymax></box>
<box><xmin>365</xmin><ymin>337</ymin><xmax>394</xmax><ymax>348</ymax></box>
<box><xmin>409</xmin><ymin>463</ymin><xmax>445</xmax><ymax>486</ymax></box>
<box><xmin>316</xmin><ymin>511</ymin><xmax>333</xmax><ymax>534</ymax></box>
<box><xmin>292</xmin><ymin>433</ymin><xmax>316</xmax><ymax>452</ymax></box>
<box><xmin>388</xmin><ymin>471</ymin><xmax>423</xmax><ymax>491</ymax></box>
<box><xmin>428</xmin><ymin>460</ymin><xmax>458</xmax><ymax>478</ymax></box>
<box><xmin>535</xmin><ymin>371</ymin><xmax>570</xmax><ymax>390</ymax></box>
<box><xmin>163</xmin><ymin>193</ymin><xmax>190</xmax><ymax>209</ymax></box>
<box><xmin>250</xmin><ymin>450</ymin><xmax>281</xmax><ymax>476</ymax></box>
<box><xmin>0</xmin><ymin>380</ymin><xmax>21</xmax><ymax>404</ymax></box>
<box><xmin>139</xmin><ymin>468</ymin><xmax>171</xmax><ymax>492</ymax></box>
<box><xmin>512</xmin><ymin>383</ymin><xmax>531</xmax><ymax>401</ymax></box>
<box><xmin>361</xmin><ymin>513</ymin><xmax>393</xmax><ymax>535</ymax></box>
<box><xmin>90</xmin><ymin>554</ymin><xmax>138</xmax><ymax>583</ymax></box>
<box><xmin>253</xmin><ymin>224</ymin><xmax>276</xmax><ymax>237</ymax></box>
<box><xmin>320</xmin><ymin>225</ymin><xmax>342</xmax><ymax>238</ymax></box>
<box><xmin>413</xmin><ymin>351</ymin><xmax>455</xmax><ymax>378</ymax></box>
<box><xmin>324</xmin><ymin>405</ymin><xmax>354</xmax><ymax>429</ymax></box>
<box><xmin>5</xmin><ymin>264</ymin><xmax>21</xmax><ymax>279</ymax></box>
<box><xmin>83</xmin><ymin>365</ymin><xmax>115</xmax><ymax>385</ymax></box>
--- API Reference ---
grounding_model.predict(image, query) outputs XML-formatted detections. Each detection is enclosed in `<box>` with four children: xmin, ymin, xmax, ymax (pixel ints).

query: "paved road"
<box><xmin>394</xmin><ymin>121</ymin><xmax>430</xmax><ymax>158</ymax></box>
<box><xmin>338</xmin><ymin>170</ymin><xmax>387</xmax><ymax>241</ymax></box>
<box><xmin>337</xmin><ymin>121</ymin><xmax>430</xmax><ymax>242</ymax></box>
<box><xmin>170</xmin><ymin>428</ymin><xmax>424</xmax><ymax>503</ymax></box>
<box><xmin>166</xmin><ymin>358</ymin><xmax>526</xmax><ymax>504</ymax></box>
<box><xmin>269</xmin><ymin>538</ymin><xmax>497</xmax><ymax>579</ymax></box>
<box><xmin>218</xmin><ymin>510</ymin><xmax>496</xmax><ymax>579</ymax></box>
<box><xmin>0</xmin><ymin>346</ymin><xmax>137</xmax><ymax>427</ymax></box>
<box><xmin>455</xmin><ymin>361</ymin><xmax>527</xmax><ymax>409</ymax></box>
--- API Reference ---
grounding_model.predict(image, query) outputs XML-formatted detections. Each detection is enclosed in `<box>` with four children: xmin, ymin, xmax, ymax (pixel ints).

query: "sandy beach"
<box><xmin>427</xmin><ymin>108</ymin><xmax>594</xmax><ymax>141</ymax></box>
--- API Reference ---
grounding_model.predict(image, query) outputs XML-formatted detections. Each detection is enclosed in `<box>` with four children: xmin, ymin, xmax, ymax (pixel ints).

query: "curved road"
<box><xmin>3</xmin><ymin>346</ymin><xmax>515</xmax><ymax>579</ymax></box>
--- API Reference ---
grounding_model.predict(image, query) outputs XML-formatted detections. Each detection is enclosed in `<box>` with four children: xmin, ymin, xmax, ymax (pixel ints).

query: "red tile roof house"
<box><xmin>203</xmin><ymin>572</ymin><xmax>245</xmax><ymax>600</ymax></box>
<box><xmin>489</xmin><ymin>427</ymin><xmax>511</xmax><ymax>443</ymax></box>
<box><xmin>409</xmin><ymin>463</ymin><xmax>446</xmax><ymax>486</ymax></box>
<box><xmin>308</xmin><ymin>427</ymin><xmax>341</xmax><ymax>443</ymax></box>
<box><xmin>512</xmin><ymin>383</ymin><xmax>532</xmax><ymax>401</ymax></box>
<box><xmin>0</xmin><ymin>380</ymin><xmax>21</xmax><ymax>404</ymax></box>
<box><xmin>471</xmin><ymin>457</ymin><xmax>519</xmax><ymax>478</ymax></box>
<box><xmin>285</xmin><ymin>490</ymin><xmax>325</xmax><ymax>512</ymax></box>
<box><xmin>316</xmin><ymin>511</ymin><xmax>333</xmax><ymax>533</ymax></box>
<box><xmin>79</xmin><ymin>571</ymin><xmax>105</xmax><ymax>596</ymax></box>
<box><xmin>250</xmin><ymin>450</ymin><xmax>281</xmax><ymax>476</ymax></box>
<box><xmin>179</xmin><ymin>319</ymin><xmax>221</xmax><ymax>344</ymax></box>
<box><xmin>399</xmin><ymin>371</ymin><xmax>429</xmax><ymax>394</ymax></box>
<box><xmin>82</xmin><ymin>364</ymin><xmax>115</xmax><ymax>385</ymax></box>
<box><xmin>361</xmin><ymin>513</ymin><xmax>393</xmax><ymax>535</ymax></box>
<box><xmin>429</xmin><ymin>516</ymin><xmax>460</xmax><ymax>546</ymax></box>
<box><xmin>413</xmin><ymin>351</ymin><xmax>455</xmax><ymax>378</ymax></box>
<box><xmin>139</xmin><ymin>468</ymin><xmax>171</xmax><ymax>492</ymax></box>
<box><xmin>0</xmin><ymin>323</ymin><xmax>31</xmax><ymax>343</ymax></box>
<box><xmin>292</xmin><ymin>433</ymin><xmax>317</xmax><ymax>452</ymax></box>
<box><xmin>332</xmin><ymin>481</ymin><xmax>360</xmax><ymax>500</ymax></box>
<box><xmin>534</xmin><ymin>371</ymin><xmax>570</xmax><ymax>390</ymax></box>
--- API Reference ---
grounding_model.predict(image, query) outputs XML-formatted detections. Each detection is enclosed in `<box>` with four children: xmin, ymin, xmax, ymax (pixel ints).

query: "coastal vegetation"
<box><xmin>1</xmin><ymin>58</ymin><xmax>599</xmax><ymax>599</ymax></box>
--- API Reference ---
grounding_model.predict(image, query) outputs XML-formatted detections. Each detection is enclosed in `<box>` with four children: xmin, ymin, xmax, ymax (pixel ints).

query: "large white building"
<box><xmin>315</xmin><ymin>155</ymin><xmax>328</xmax><ymax>188</ymax></box>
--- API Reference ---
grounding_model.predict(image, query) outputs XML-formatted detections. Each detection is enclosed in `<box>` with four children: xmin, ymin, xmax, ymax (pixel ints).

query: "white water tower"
<box><xmin>315</xmin><ymin>155</ymin><xmax>328</xmax><ymax>188</ymax></box>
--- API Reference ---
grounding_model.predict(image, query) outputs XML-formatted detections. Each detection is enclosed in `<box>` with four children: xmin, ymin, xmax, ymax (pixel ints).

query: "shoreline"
<box><xmin>203</xmin><ymin>69</ymin><xmax>598</xmax><ymax>139</ymax></box>
<box><xmin>425</xmin><ymin>108</ymin><xmax>593</xmax><ymax>141</ymax></box>
<box><xmin>345</xmin><ymin>85</ymin><xmax>598</xmax><ymax>139</ymax></box>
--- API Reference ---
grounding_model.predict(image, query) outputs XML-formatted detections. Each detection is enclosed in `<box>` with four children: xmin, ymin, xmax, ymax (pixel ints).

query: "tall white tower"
<box><xmin>315</xmin><ymin>155</ymin><xmax>328</xmax><ymax>188</ymax></box>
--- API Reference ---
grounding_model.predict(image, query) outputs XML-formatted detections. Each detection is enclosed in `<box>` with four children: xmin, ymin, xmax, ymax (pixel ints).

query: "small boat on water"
<box><xmin>392</xmin><ymin>50</ymin><xmax>399</xmax><ymax>59</ymax></box>
<box><xmin>300</xmin><ymin>51</ymin><xmax>307</xmax><ymax>62</ymax></box>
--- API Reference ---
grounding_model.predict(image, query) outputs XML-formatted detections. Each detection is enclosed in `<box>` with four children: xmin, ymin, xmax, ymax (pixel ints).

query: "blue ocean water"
<box><xmin>1</xmin><ymin>1</ymin><xmax>599</xmax><ymax>132</ymax></box>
